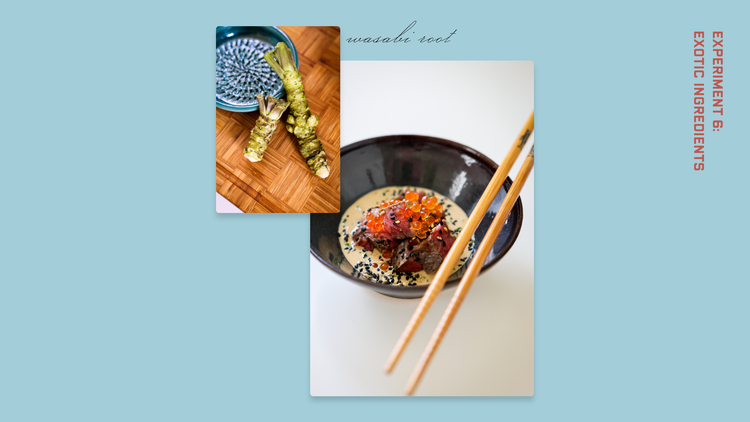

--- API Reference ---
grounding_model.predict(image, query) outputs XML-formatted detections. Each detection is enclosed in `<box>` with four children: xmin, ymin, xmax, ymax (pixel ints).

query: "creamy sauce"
<box><xmin>338</xmin><ymin>186</ymin><xmax>474</xmax><ymax>286</ymax></box>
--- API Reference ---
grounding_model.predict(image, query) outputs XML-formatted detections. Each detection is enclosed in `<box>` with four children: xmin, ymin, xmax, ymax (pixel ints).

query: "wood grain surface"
<box><xmin>216</xmin><ymin>26</ymin><xmax>340</xmax><ymax>213</ymax></box>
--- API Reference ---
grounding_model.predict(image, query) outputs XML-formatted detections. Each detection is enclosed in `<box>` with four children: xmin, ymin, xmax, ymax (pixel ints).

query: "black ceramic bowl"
<box><xmin>310</xmin><ymin>135</ymin><xmax>523</xmax><ymax>299</ymax></box>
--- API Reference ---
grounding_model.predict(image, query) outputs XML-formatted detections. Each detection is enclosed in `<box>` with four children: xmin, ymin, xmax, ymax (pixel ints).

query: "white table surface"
<box><xmin>311</xmin><ymin>61</ymin><xmax>535</xmax><ymax>396</ymax></box>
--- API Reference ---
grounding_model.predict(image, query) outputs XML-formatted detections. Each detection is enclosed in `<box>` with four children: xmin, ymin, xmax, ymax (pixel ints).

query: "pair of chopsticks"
<box><xmin>384</xmin><ymin>111</ymin><xmax>535</xmax><ymax>395</ymax></box>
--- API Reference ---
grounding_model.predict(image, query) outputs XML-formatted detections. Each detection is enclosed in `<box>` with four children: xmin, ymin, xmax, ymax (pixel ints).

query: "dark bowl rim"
<box><xmin>309</xmin><ymin>135</ymin><xmax>524</xmax><ymax>295</ymax></box>
<box><xmin>215</xmin><ymin>26</ymin><xmax>298</xmax><ymax>113</ymax></box>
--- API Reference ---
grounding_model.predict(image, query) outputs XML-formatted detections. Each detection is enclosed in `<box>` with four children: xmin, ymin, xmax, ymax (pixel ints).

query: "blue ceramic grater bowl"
<box><xmin>215</xmin><ymin>26</ymin><xmax>299</xmax><ymax>112</ymax></box>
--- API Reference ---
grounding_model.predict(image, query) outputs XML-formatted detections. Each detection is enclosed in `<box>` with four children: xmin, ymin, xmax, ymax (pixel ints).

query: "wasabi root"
<box><xmin>244</xmin><ymin>94</ymin><xmax>290</xmax><ymax>162</ymax></box>
<box><xmin>264</xmin><ymin>42</ymin><xmax>331</xmax><ymax>178</ymax></box>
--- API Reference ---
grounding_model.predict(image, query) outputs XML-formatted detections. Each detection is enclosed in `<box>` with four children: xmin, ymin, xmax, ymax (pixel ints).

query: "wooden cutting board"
<box><xmin>216</xmin><ymin>26</ymin><xmax>340</xmax><ymax>213</ymax></box>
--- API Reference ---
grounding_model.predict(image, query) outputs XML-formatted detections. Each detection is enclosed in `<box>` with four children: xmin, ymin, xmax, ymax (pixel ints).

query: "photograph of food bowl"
<box><xmin>216</xmin><ymin>26</ymin><xmax>340</xmax><ymax>213</ymax></box>
<box><xmin>310</xmin><ymin>61</ymin><xmax>534</xmax><ymax>396</ymax></box>
<box><xmin>311</xmin><ymin>136</ymin><xmax>524</xmax><ymax>299</ymax></box>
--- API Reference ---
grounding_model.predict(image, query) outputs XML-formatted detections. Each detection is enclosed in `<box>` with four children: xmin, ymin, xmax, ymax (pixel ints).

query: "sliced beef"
<box><xmin>431</xmin><ymin>222</ymin><xmax>455</xmax><ymax>257</ymax></box>
<box><xmin>368</xmin><ymin>231</ymin><xmax>398</xmax><ymax>251</ymax></box>
<box><xmin>382</xmin><ymin>203</ymin><xmax>416</xmax><ymax>239</ymax></box>
<box><xmin>351</xmin><ymin>207</ymin><xmax>399</xmax><ymax>252</ymax></box>
<box><xmin>391</xmin><ymin>239</ymin><xmax>423</xmax><ymax>272</ymax></box>
<box><xmin>351</xmin><ymin>209</ymin><xmax>375</xmax><ymax>251</ymax></box>
<box><xmin>391</xmin><ymin>222</ymin><xmax>456</xmax><ymax>274</ymax></box>
<box><xmin>353</xmin><ymin>230</ymin><xmax>373</xmax><ymax>251</ymax></box>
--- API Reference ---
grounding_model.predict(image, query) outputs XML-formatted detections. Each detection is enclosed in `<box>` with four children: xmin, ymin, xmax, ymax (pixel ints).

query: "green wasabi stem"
<box><xmin>264</xmin><ymin>43</ymin><xmax>331</xmax><ymax>178</ymax></box>
<box><xmin>244</xmin><ymin>94</ymin><xmax>290</xmax><ymax>162</ymax></box>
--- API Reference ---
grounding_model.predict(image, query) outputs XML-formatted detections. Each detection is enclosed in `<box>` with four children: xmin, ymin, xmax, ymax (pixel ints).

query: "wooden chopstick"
<box><xmin>384</xmin><ymin>111</ymin><xmax>534</xmax><ymax>374</ymax></box>
<box><xmin>405</xmin><ymin>143</ymin><xmax>535</xmax><ymax>395</ymax></box>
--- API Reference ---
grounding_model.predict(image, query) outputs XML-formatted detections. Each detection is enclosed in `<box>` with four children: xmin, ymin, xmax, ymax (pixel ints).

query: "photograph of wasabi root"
<box><xmin>243</xmin><ymin>94</ymin><xmax>290</xmax><ymax>162</ymax></box>
<box><xmin>264</xmin><ymin>42</ymin><xmax>331</xmax><ymax>178</ymax></box>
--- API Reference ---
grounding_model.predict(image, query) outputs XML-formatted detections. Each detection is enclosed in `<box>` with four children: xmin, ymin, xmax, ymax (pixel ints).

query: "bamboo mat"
<box><xmin>216</xmin><ymin>26</ymin><xmax>340</xmax><ymax>213</ymax></box>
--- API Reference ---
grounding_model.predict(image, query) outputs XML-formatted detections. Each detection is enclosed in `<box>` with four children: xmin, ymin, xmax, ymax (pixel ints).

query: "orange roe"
<box><xmin>366</xmin><ymin>209</ymin><xmax>386</xmax><ymax>232</ymax></box>
<box><xmin>366</xmin><ymin>192</ymin><xmax>444</xmax><ymax>235</ymax></box>
<box><xmin>421</xmin><ymin>196</ymin><xmax>437</xmax><ymax>210</ymax></box>
<box><xmin>380</xmin><ymin>262</ymin><xmax>389</xmax><ymax>270</ymax></box>
<box><xmin>382</xmin><ymin>249</ymin><xmax>392</xmax><ymax>259</ymax></box>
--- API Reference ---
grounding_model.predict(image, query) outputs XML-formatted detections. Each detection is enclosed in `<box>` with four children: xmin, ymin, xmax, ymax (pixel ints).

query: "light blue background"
<box><xmin>1</xmin><ymin>1</ymin><xmax>748</xmax><ymax>420</ymax></box>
